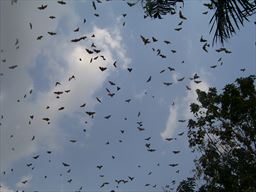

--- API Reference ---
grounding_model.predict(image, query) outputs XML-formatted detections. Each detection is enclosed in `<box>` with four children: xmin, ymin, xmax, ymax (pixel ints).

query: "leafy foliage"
<box><xmin>187</xmin><ymin>75</ymin><xmax>256</xmax><ymax>192</ymax></box>
<box><xmin>176</xmin><ymin>177</ymin><xmax>196</xmax><ymax>192</ymax></box>
<box><xmin>142</xmin><ymin>0</ymin><xmax>183</xmax><ymax>19</ymax></box>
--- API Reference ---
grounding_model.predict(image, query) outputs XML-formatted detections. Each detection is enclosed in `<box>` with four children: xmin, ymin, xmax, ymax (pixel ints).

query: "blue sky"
<box><xmin>0</xmin><ymin>0</ymin><xmax>255</xmax><ymax>192</ymax></box>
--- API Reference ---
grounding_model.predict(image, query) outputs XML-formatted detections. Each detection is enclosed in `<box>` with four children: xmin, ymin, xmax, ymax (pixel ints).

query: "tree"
<box><xmin>142</xmin><ymin>0</ymin><xmax>183</xmax><ymax>19</ymax></box>
<box><xmin>132</xmin><ymin>0</ymin><xmax>256</xmax><ymax>44</ymax></box>
<box><xmin>181</xmin><ymin>75</ymin><xmax>256</xmax><ymax>192</ymax></box>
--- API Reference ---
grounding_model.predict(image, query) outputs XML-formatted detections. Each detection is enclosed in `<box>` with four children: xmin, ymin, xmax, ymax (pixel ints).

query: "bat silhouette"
<box><xmin>8</xmin><ymin>65</ymin><xmax>18</xmax><ymax>69</ymax></box>
<box><xmin>37</xmin><ymin>35</ymin><xmax>43</xmax><ymax>40</ymax></box>
<box><xmin>38</xmin><ymin>4</ymin><xmax>47</xmax><ymax>10</ymax></box>
<box><xmin>57</xmin><ymin>0</ymin><xmax>66</xmax><ymax>5</ymax></box>
<box><xmin>73</xmin><ymin>27</ymin><xmax>79</xmax><ymax>32</ymax></box>
<box><xmin>99</xmin><ymin>67</ymin><xmax>107</xmax><ymax>71</ymax></box>
<box><xmin>62</xmin><ymin>162</ymin><xmax>70</xmax><ymax>167</ymax></box>
<box><xmin>140</xmin><ymin>35</ymin><xmax>150</xmax><ymax>45</ymax></box>
<box><xmin>48</xmin><ymin>32</ymin><xmax>57</xmax><ymax>36</ymax></box>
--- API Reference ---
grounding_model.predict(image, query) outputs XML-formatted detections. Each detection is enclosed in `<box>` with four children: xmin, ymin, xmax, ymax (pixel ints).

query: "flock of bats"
<box><xmin>0</xmin><ymin>0</ymin><xmax>249</xmax><ymax>192</ymax></box>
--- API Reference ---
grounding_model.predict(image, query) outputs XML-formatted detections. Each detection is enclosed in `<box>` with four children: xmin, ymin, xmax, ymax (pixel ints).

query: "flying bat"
<box><xmin>99</xmin><ymin>66</ymin><xmax>107</xmax><ymax>71</ymax></box>
<box><xmin>137</xmin><ymin>127</ymin><xmax>145</xmax><ymax>131</ymax></box>
<box><xmin>86</xmin><ymin>111</ymin><xmax>95</xmax><ymax>117</ymax></box>
<box><xmin>165</xmin><ymin>137</ymin><xmax>175</xmax><ymax>141</ymax></box>
<box><xmin>92</xmin><ymin>1</ymin><xmax>96</xmax><ymax>10</ymax></box>
<box><xmin>33</xmin><ymin>155</ymin><xmax>40</xmax><ymax>159</ymax></box>
<box><xmin>62</xmin><ymin>162</ymin><xmax>70</xmax><ymax>167</ymax></box>
<box><xmin>178</xmin><ymin>132</ymin><xmax>184</xmax><ymax>136</ymax></box>
<box><xmin>163</xmin><ymin>82</ymin><xmax>173</xmax><ymax>86</ymax></box>
<box><xmin>8</xmin><ymin>65</ymin><xmax>18</xmax><ymax>69</ymax></box>
<box><xmin>37</xmin><ymin>35</ymin><xmax>43</xmax><ymax>40</ymax></box>
<box><xmin>54</xmin><ymin>91</ymin><xmax>63</xmax><ymax>95</ymax></box>
<box><xmin>96</xmin><ymin>97</ymin><xmax>102</xmax><ymax>103</ymax></box>
<box><xmin>174</xmin><ymin>27</ymin><xmax>182</xmax><ymax>31</ymax></box>
<box><xmin>94</xmin><ymin>49</ymin><xmax>101</xmax><ymax>53</ymax></box>
<box><xmin>146</xmin><ymin>76</ymin><xmax>152</xmax><ymax>82</ymax></box>
<box><xmin>127</xmin><ymin>68</ymin><xmax>132</xmax><ymax>72</ymax></box>
<box><xmin>108</xmin><ymin>80</ymin><xmax>115</xmax><ymax>86</ymax></box>
<box><xmin>127</xmin><ymin>2</ymin><xmax>136</xmax><ymax>7</ymax></box>
<box><xmin>100</xmin><ymin>182</ymin><xmax>109</xmax><ymax>188</ymax></box>
<box><xmin>128</xmin><ymin>176</ymin><xmax>134</xmax><ymax>181</ymax></box>
<box><xmin>73</xmin><ymin>27</ymin><xmax>79</xmax><ymax>32</ymax></box>
<box><xmin>67</xmin><ymin>179</ymin><xmax>72</xmax><ymax>183</ymax></box>
<box><xmin>177</xmin><ymin>77</ymin><xmax>185</xmax><ymax>81</ymax></box>
<box><xmin>194</xmin><ymin>80</ymin><xmax>202</xmax><ymax>84</ymax></box>
<box><xmin>21</xmin><ymin>180</ymin><xmax>28</xmax><ymax>184</ymax></box>
<box><xmin>38</xmin><ymin>4</ymin><xmax>47</xmax><ymax>10</ymax></box>
<box><xmin>145</xmin><ymin>137</ymin><xmax>151</xmax><ymax>141</ymax></box>
<box><xmin>164</xmin><ymin>40</ymin><xmax>171</xmax><ymax>44</ymax></box>
<box><xmin>48</xmin><ymin>32</ymin><xmax>57</xmax><ymax>36</ymax></box>
<box><xmin>96</xmin><ymin>165</ymin><xmax>103</xmax><ymax>169</ymax></box>
<box><xmin>80</xmin><ymin>103</ymin><xmax>86</xmax><ymax>107</ymax></box>
<box><xmin>57</xmin><ymin>0</ymin><xmax>66</xmax><ymax>5</ymax></box>
<box><xmin>42</xmin><ymin>117</ymin><xmax>50</xmax><ymax>121</ymax></box>
<box><xmin>86</xmin><ymin>48</ymin><xmax>93</xmax><ymax>54</ymax></box>
<box><xmin>168</xmin><ymin>67</ymin><xmax>175</xmax><ymax>71</ymax></box>
<box><xmin>140</xmin><ymin>35</ymin><xmax>150</xmax><ymax>45</ymax></box>
<box><xmin>68</xmin><ymin>75</ymin><xmax>75</xmax><ymax>81</ymax></box>
<box><xmin>113</xmin><ymin>61</ymin><xmax>117</xmax><ymax>68</ymax></box>
<box><xmin>147</xmin><ymin>149</ymin><xmax>156</xmax><ymax>152</ymax></box>
<box><xmin>200</xmin><ymin>35</ymin><xmax>207</xmax><ymax>42</ymax></box>
<box><xmin>104</xmin><ymin>115</ymin><xmax>111</xmax><ymax>119</ymax></box>
<box><xmin>152</xmin><ymin>36</ymin><xmax>158</xmax><ymax>42</ymax></box>
<box><xmin>125</xmin><ymin>99</ymin><xmax>131</xmax><ymax>103</ymax></box>
<box><xmin>71</xmin><ymin>36</ymin><xmax>87</xmax><ymax>42</ymax></box>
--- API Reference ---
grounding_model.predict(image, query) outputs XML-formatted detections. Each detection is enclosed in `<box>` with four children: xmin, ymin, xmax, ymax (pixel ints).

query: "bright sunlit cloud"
<box><xmin>0</xmin><ymin>2</ymin><xmax>130</xmax><ymax>170</ymax></box>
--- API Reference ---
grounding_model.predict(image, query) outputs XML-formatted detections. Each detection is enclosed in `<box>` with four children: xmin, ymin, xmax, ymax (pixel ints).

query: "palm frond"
<box><xmin>209</xmin><ymin>0</ymin><xmax>256</xmax><ymax>45</ymax></box>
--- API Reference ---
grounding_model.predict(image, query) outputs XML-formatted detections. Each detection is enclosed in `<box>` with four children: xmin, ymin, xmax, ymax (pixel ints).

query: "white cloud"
<box><xmin>184</xmin><ymin>80</ymin><xmax>209</xmax><ymax>119</ymax></box>
<box><xmin>0</xmin><ymin>183</ymin><xmax>14</xmax><ymax>192</ymax></box>
<box><xmin>171</xmin><ymin>71</ymin><xmax>178</xmax><ymax>83</ymax></box>
<box><xmin>92</xmin><ymin>26</ymin><xmax>131</xmax><ymax>69</ymax></box>
<box><xmin>161</xmin><ymin>77</ymin><xmax>209</xmax><ymax>139</ymax></box>
<box><xmin>0</xmin><ymin>1</ymin><xmax>130</xmax><ymax>170</ymax></box>
<box><xmin>160</xmin><ymin>104</ymin><xmax>178</xmax><ymax>139</ymax></box>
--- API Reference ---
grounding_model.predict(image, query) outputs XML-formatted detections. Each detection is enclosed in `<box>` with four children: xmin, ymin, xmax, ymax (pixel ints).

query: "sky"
<box><xmin>0</xmin><ymin>0</ymin><xmax>255</xmax><ymax>192</ymax></box>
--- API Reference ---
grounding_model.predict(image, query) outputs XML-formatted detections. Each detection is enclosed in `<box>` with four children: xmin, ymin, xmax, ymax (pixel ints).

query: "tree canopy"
<box><xmin>181</xmin><ymin>75</ymin><xmax>256</xmax><ymax>192</ymax></box>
